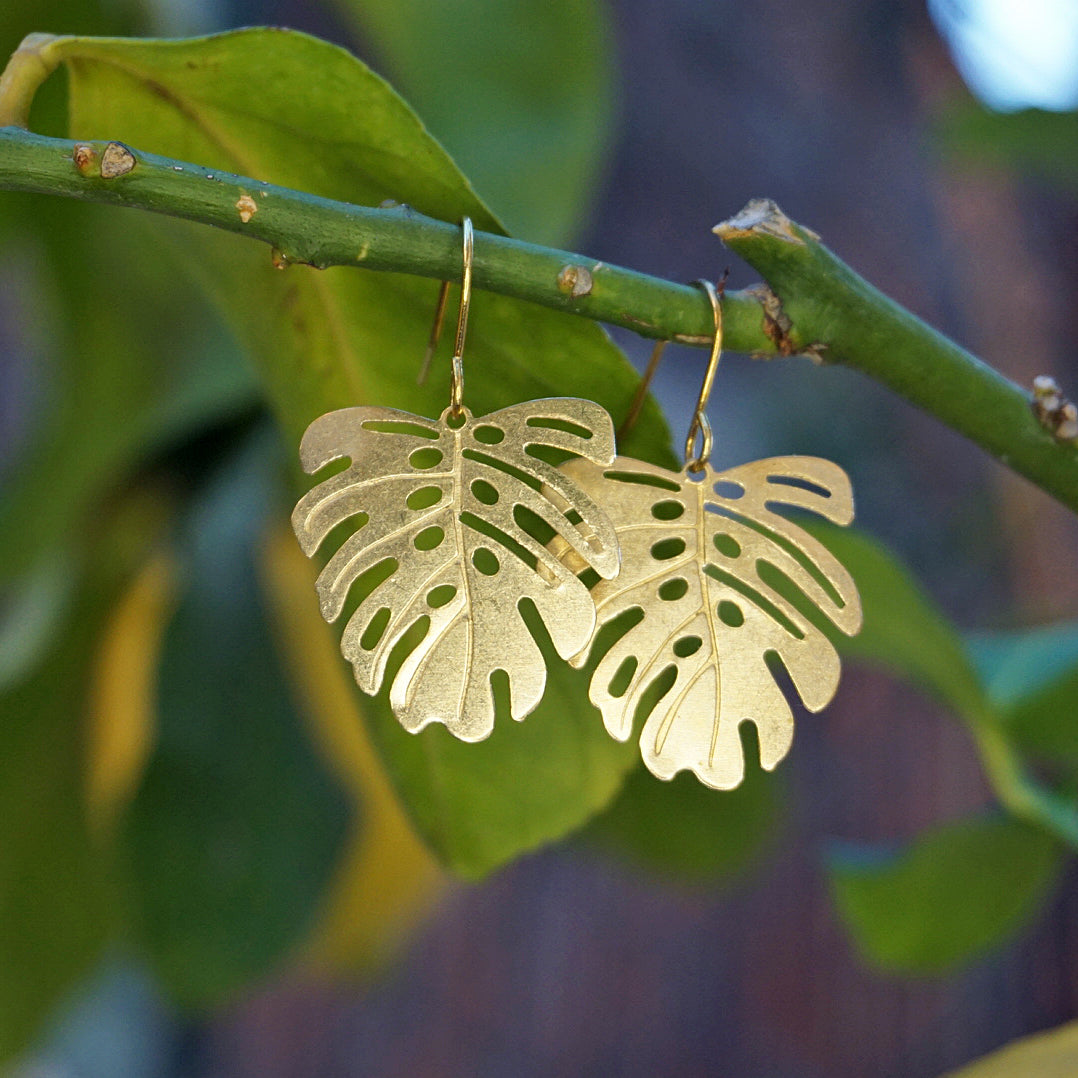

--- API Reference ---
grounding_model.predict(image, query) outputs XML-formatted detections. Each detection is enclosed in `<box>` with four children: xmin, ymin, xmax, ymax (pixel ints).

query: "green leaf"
<box><xmin>806</xmin><ymin>524</ymin><xmax>987</xmax><ymax>723</ymax></box>
<box><xmin>120</xmin><ymin>433</ymin><xmax>352</xmax><ymax>1005</ymax></box>
<box><xmin>45</xmin><ymin>27</ymin><xmax>663</xmax><ymax>447</ymax></box>
<box><xmin>0</xmin><ymin>554</ymin><xmax>73</xmax><ymax>691</ymax></box>
<box><xmin>967</xmin><ymin>622</ymin><xmax>1078</xmax><ymax>763</ymax></box>
<box><xmin>371</xmin><ymin>680</ymin><xmax>636</xmax><ymax>878</ymax></box>
<box><xmin>937</xmin><ymin>105</ymin><xmax>1078</xmax><ymax>194</ymax></box>
<box><xmin>0</xmin><ymin>229</ymin><xmax>255</xmax><ymax>590</ymax></box>
<box><xmin>0</xmin><ymin>491</ymin><xmax>169</xmax><ymax>1063</ymax></box>
<box><xmin>43</xmin><ymin>28</ymin><xmax>670</xmax><ymax>875</ymax></box>
<box><xmin>0</xmin><ymin>21</ymin><xmax>256</xmax><ymax>599</ymax></box>
<box><xmin>581</xmin><ymin>750</ymin><xmax>779</xmax><ymax>884</ymax></box>
<box><xmin>828</xmin><ymin>812</ymin><xmax>1063</xmax><ymax>973</ymax></box>
<box><xmin>942</xmin><ymin>1019</ymin><xmax>1078</xmax><ymax>1077</ymax></box>
<box><xmin>0</xmin><ymin>610</ymin><xmax>113</xmax><ymax>1064</ymax></box>
<box><xmin>337</xmin><ymin>0</ymin><xmax>616</xmax><ymax>245</ymax></box>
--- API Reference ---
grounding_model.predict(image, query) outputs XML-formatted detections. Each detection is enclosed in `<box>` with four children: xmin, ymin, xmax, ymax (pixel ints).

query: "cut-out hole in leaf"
<box><xmin>363</xmin><ymin>420</ymin><xmax>438</xmax><ymax>439</ymax></box>
<box><xmin>360</xmin><ymin>606</ymin><xmax>392</xmax><ymax>651</ymax></box>
<box><xmin>513</xmin><ymin>503</ymin><xmax>557</xmax><ymax>547</ymax></box>
<box><xmin>525</xmin><ymin>443</ymin><xmax>574</xmax><ymax>468</ymax></box>
<box><xmin>427</xmin><ymin>585</ymin><xmax>457</xmax><ymax>609</ymax></box>
<box><xmin>652</xmin><ymin>500</ymin><xmax>685</xmax><ymax>521</ymax></box>
<box><xmin>332</xmin><ymin>557</ymin><xmax>398</xmax><ymax>624</ymax></box>
<box><xmin>414</xmin><ymin>526</ymin><xmax>445</xmax><ymax>551</ymax></box>
<box><xmin>472</xmin><ymin>425</ymin><xmax>505</xmax><ymax>445</ymax></box>
<box><xmin>609</xmin><ymin>655</ymin><xmax>638</xmax><ymax>699</ymax></box>
<box><xmin>658</xmin><ymin>578</ymin><xmax>689</xmax><ymax>602</ymax></box>
<box><xmin>767</xmin><ymin>473</ymin><xmax>831</xmax><ymax>498</ymax></box>
<box><xmin>409</xmin><ymin>447</ymin><xmax>444</xmax><ymax>470</ymax></box>
<box><xmin>526</xmin><ymin>415</ymin><xmax>593</xmax><ymax>439</ymax></box>
<box><xmin>714</xmin><ymin>533</ymin><xmax>740</xmax><ymax>558</ymax></box>
<box><xmin>471</xmin><ymin>479</ymin><xmax>499</xmax><ymax>505</ymax></box>
<box><xmin>407</xmin><ymin>486</ymin><xmax>443</xmax><ymax>510</ymax></box>
<box><xmin>636</xmin><ymin>665</ymin><xmax>679</xmax><ymax>737</ymax></box>
<box><xmin>472</xmin><ymin>548</ymin><xmax>500</xmax><ymax>576</ymax></box>
<box><xmin>604</xmin><ymin>469</ymin><xmax>680</xmax><ymax>492</ymax></box>
<box><xmin>718</xmin><ymin>600</ymin><xmax>745</xmax><ymax>628</ymax></box>
<box><xmin>673</xmin><ymin>636</ymin><xmax>703</xmax><ymax>658</ymax></box>
<box><xmin>650</xmin><ymin>537</ymin><xmax>687</xmax><ymax>561</ymax></box>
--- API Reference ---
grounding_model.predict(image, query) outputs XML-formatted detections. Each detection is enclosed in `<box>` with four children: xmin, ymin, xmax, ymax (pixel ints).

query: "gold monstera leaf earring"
<box><xmin>558</xmin><ymin>278</ymin><xmax>863</xmax><ymax>790</ymax></box>
<box><xmin>291</xmin><ymin>217</ymin><xmax>621</xmax><ymax>742</ymax></box>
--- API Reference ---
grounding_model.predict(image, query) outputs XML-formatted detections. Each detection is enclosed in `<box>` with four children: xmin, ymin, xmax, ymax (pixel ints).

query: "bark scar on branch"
<box><xmin>743</xmin><ymin>283</ymin><xmax>795</xmax><ymax>356</ymax></box>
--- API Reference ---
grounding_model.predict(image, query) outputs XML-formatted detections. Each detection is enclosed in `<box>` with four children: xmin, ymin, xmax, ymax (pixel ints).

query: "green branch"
<box><xmin>3</xmin><ymin>125</ymin><xmax>1078</xmax><ymax>513</ymax></box>
<box><xmin>0</xmin><ymin>126</ymin><xmax>766</xmax><ymax>349</ymax></box>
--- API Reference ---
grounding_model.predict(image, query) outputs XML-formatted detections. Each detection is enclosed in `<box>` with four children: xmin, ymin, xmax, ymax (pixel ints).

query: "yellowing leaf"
<box><xmin>564</xmin><ymin>455</ymin><xmax>862</xmax><ymax>789</ymax></box>
<box><xmin>292</xmin><ymin>399</ymin><xmax>618</xmax><ymax>740</ymax></box>
<box><xmin>943</xmin><ymin>1020</ymin><xmax>1078</xmax><ymax>1077</ymax></box>
<box><xmin>85</xmin><ymin>550</ymin><xmax>177</xmax><ymax>830</ymax></box>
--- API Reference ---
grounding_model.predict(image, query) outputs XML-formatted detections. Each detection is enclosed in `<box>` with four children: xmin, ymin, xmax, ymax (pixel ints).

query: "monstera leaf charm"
<box><xmin>292</xmin><ymin>399</ymin><xmax>619</xmax><ymax>741</ymax></box>
<box><xmin>560</xmin><ymin>454</ymin><xmax>862</xmax><ymax>789</ymax></box>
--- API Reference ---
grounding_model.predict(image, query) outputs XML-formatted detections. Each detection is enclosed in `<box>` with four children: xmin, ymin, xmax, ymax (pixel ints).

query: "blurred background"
<box><xmin>3</xmin><ymin>0</ymin><xmax>1078</xmax><ymax>1075</ymax></box>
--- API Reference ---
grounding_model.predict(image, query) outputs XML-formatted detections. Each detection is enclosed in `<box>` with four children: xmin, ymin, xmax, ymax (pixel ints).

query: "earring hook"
<box><xmin>449</xmin><ymin>216</ymin><xmax>473</xmax><ymax>419</ymax></box>
<box><xmin>684</xmin><ymin>277</ymin><xmax>724</xmax><ymax>473</ymax></box>
<box><xmin>417</xmin><ymin>217</ymin><xmax>473</xmax><ymax>419</ymax></box>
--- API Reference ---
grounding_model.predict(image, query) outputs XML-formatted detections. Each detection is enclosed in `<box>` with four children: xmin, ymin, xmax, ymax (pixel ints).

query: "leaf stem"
<box><xmin>3</xmin><ymin>127</ymin><xmax>1078</xmax><ymax>513</ymax></box>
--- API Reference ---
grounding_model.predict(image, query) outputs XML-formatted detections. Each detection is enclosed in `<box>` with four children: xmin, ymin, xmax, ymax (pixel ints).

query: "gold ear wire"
<box><xmin>617</xmin><ymin>272</ymin><xmax>726</xmax><ymax>454</ymax></box>
<box><xmin>684</xmin><ymin>277</ymin><xmax>723</xmax><ymax>473</ymax></box>
<box><xmin>449</xmin><ymin>216</ymin><xmax>473</xmax><ymax>420</ymax></box>
<box><xmin>417</xmin><ymin>216</ymin><xmax>474</xmax><ymax>412</ymax></box>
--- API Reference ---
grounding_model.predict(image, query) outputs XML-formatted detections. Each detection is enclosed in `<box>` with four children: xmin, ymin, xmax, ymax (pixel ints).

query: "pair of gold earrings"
<box><xmin>291</xmin><ymin>219</ymin><xmax>862</xmax><ymax>791</ymax></box>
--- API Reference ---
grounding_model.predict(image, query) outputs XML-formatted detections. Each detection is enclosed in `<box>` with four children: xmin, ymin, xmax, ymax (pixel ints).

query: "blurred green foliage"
<box><xmin>332</xmin><ymin>0</ymin><xmax>616</xmax><ymax>246</ymax></box>
<box><xmin>939</xmin><ymin>104</ymin><xmax>1078</xmax><ymax>194</ymax></box>
<box><xmin>829</xmin><ymin>814</ymin><xmax>1062</xmax><ymax>973</ymax></box>
<box><xmin>119</xmin><ymin>431</ymin><xmax>351</xmax><ymax>1006</ymax></box>
<box><xmin>2</xmin><ymin>0</ymin><xmax>1078</xmax><ymax>1069</ymax></box>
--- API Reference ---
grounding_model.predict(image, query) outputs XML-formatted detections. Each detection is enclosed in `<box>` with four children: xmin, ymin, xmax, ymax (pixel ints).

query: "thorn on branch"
<box><xmin>72</xmin><ymin>142</ymin><xmax>95</xmax><ymax>175</ymax></box>
<box><xmin>100</xmin><ymin>142</ymin><xmax>136</xmax><ymax>178</ymax></box>
<box><xmin>236</xmin><ymin>193</ymin><xmax>258</xmax><ymax>223</ymax></box>
<box><xmin>557</xmin><ymin>264</ymin><xmax>593</xmax><ymax>298</ymax></box>
<box><xmin>1032</xmin><ymin>375</ymin><xmax>1078</xmax><ymax>442</ymax></box>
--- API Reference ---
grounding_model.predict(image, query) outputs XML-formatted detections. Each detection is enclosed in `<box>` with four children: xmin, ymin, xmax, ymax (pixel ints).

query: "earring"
<box><xmin>558</xmin><ymin>280</ymin><xmax>863</xmax><ymax>790</ymax></box>
<box><xmin>291</xmin><ymin>218</ymin><xmax>621</xmax><ymax>742</ymax></box>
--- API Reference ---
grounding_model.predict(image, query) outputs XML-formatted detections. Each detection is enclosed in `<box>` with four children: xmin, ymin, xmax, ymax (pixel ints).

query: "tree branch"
<box><xmin>4</xmin><ymin>125</ymin><xmax>1078</xmax><ymax>513</ymax></box>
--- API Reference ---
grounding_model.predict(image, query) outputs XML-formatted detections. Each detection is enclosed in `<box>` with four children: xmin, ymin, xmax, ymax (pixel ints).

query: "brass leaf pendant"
<box><xmin>559</xmin><ymin>454</ymin><xmax>863</xmax><ymax>789</ymax></box>
<box><xmin>292</xmin><ymin>398</ymin><xmax>619</xmax><ymax>741</ymax></box>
